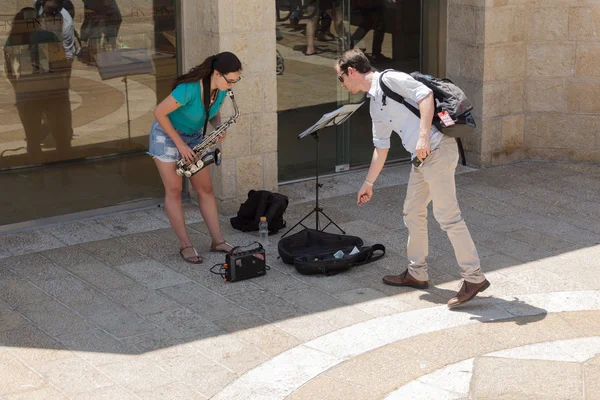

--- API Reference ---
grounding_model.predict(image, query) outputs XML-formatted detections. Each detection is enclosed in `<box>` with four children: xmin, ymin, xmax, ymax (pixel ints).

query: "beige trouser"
<box><xmin>403</xmin><ymin>136</ymin><xmax>486</xmax><ymax>284</ymax></box>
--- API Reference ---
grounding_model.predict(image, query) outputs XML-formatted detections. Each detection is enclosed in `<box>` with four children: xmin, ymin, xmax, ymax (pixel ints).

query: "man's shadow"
<box><xmin>421</xmin><ymin>288</ymin><xmax>548</xmax><ymax>326</ymax></box>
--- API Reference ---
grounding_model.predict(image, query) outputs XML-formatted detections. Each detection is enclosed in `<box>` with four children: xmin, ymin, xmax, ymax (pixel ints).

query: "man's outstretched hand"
<box><xmin>357</xmin><ymin>184</ymin><xmax>373</xmax><ymax>205</ymax></box>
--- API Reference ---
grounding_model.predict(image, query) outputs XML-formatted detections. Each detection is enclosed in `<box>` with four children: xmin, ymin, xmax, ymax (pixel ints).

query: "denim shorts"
<box><xmin>147</xmin><ymin>120</ymin><xmax>204</xmax><ymax>163</ymax></box>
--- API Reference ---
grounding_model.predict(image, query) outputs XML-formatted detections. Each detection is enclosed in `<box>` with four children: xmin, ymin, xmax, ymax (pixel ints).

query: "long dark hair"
<box><xmin>171</xmin><ymin>51</ymin><xmax>242</xmax><ymax>109</ymax></box>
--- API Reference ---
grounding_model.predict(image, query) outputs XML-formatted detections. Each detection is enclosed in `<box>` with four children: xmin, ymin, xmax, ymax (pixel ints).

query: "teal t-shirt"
<box><xmin>168</xmin><ymin>82</ymin><xmax>227</xmax><ymax>135</ymax></box>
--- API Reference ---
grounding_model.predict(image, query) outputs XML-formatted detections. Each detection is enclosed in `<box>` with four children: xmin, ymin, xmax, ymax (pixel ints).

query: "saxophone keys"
<box><xmin>196</xmin><ymin>160</ymin><xmax>205</xmax><ymax>170</ymax></box>
<box><xmin>176</xmin><ymin>169</ymin><xmax>184</xmax><ymax>177</ymax></box>
<box><xmin>184</xmin><ymin>170</ymin><xmax>192</xmax><ymax>178</ymax></box>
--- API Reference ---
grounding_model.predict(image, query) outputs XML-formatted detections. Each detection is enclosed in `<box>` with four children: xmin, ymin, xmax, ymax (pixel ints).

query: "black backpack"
<box><xmin>230</xmin><ymin>190</ymin><xmax>289</xmax><ymax>234</ymax></box>
<box><xmin>379</xmin><ymin>70</ymin><xmax>477</xmax><ymax>138</ymax></box>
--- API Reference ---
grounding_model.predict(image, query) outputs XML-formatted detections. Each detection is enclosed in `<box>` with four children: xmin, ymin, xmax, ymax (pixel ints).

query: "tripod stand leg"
<box><xmin>281</xmin><ymin>208</ymin><xmax>317</xmax><ymax>238</ymax></box>
<box><xmin>318</xmin><ymin>209</ymin><xmax>346</xmax><ymax>234</ymax></box>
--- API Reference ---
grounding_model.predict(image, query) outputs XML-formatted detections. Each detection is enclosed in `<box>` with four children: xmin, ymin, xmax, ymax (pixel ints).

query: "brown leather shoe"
<box><xmin>382</xmin><ymin>270</ymin><xmax>428</xmax><ymax>289</ymax></box>
<box><xmin>447</xmin><ymin>279</ymin><xmax>490</xmax><ymax>307</ymax></box>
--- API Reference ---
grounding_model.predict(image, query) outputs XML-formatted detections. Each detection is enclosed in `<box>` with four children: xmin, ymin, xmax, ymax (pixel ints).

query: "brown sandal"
<box><xmin>210</xmin><ymin>240</ymin><xmax>234</xmax><ymax>253</ymax></box>
<box><xmin>179</xmin><ymin>246</ymin><xmax>203</xmax><ymax>264</ymax></box>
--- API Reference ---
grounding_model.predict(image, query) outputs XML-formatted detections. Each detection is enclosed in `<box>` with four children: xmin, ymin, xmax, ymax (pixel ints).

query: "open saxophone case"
<box><xmin>277</xmin><ymin>228</ymin><xmax>386</xmax><ymax>276</ymax></box>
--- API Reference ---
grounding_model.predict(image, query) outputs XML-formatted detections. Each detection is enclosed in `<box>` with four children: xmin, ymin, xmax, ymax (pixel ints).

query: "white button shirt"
<box><xmin>368</xmin><ymin>71</ymin><xmax>444</xmax><ymax>158</ymax></box>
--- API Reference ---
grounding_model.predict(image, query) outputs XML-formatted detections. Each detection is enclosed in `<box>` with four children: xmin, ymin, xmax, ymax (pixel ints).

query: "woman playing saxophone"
<box><xmin>148</xmin><ymin>51</ymin><xmax>242</xmax><ymax>264</ymax></box>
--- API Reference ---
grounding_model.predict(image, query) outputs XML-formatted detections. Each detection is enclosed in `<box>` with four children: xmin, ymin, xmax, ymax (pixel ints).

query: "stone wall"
<box><xmin>181</xmin><ymin>0</ymin><xmax>278</xmax><ymax>214</ymax></box>
<box><xmin>447</xmin><ymin>0</ymin><xmax>600</xmax><ymax>167</ymax></box>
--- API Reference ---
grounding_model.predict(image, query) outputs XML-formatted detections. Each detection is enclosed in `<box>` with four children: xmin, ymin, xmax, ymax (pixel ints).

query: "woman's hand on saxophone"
<box><xmin>217</xmin><ymin>131</ymin><xmax>227</xmax><ymax>143</ymax></box>
<box><xmin>177</xmin><ymin>143</ymin><xmax>197</xmax><ymax>165</ymax></box>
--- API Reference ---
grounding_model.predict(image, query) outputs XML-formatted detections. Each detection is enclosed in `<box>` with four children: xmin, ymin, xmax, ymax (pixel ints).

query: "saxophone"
<box><xmin>175</xmin><ymin>89</ymin><xmax>240</xmax><ymax>178</ymax></box>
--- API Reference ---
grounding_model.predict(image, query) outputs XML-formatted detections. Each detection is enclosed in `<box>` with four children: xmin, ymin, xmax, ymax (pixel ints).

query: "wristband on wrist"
<box><xmin>364</xmin><ymin>179</ymin><xmax>374</xmax><ymax>187</ymax></box>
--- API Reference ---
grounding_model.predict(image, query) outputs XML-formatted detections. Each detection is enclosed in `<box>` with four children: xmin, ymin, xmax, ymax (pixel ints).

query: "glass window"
<box><xmin>276</xmin><ymin>0</ymin><xmax>446</xmax><ymax>181</ymax></box>
<box><xmin>0</xmin><ymin>0</ymin><xmax>179</xmax><ymax>226</ymax></box>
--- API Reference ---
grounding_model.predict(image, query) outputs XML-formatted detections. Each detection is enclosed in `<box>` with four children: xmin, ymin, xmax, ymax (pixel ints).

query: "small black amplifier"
<box><xmin>224</xmin><ymin>242</ymin><xmax>267</xmax><ymax>282</ymax></box>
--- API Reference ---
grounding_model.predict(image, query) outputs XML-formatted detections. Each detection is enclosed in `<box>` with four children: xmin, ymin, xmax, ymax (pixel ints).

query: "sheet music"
<box><xmin>298</xmin><ymin>102</ymin><xmax>365</xmax><ymax>139</ymax></box>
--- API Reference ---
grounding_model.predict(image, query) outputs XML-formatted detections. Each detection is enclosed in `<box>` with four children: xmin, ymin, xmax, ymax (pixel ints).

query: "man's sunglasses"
<box><xmin>223</xmin><ymin>74</ymin><xmax>241</xmax><ymax>84</ymax></box>
<box><xmin>338</xmin><ymin>70</ymin><xmax>347</xmax><ymax>83</ymax></box>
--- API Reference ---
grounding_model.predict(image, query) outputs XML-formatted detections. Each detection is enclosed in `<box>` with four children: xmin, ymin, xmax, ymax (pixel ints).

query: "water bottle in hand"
<box><xmin>259</xmin><ymin>216</ymin><xmax>269</xmax><ymax>246</ymax></box>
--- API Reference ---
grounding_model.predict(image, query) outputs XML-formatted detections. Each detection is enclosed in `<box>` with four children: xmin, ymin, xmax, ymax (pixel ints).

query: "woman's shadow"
<box><xmin>421</xmin><ymin>288</ymin><xmax>548</xmax><ymax>326</ymax></box>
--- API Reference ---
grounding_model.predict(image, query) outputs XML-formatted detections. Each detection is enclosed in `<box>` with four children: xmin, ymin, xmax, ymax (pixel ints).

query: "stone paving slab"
<box><xmin>0</xmin><ymin>161</ymin><xmax>599</xmax><ymax>399</ymax></box>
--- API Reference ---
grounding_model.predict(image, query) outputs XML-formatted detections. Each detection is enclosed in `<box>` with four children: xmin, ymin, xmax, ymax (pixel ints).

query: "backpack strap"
<box><xmin>379</xmin><ymin>70</ymin><xmax>422</xmax><ymax>121</ymax></box>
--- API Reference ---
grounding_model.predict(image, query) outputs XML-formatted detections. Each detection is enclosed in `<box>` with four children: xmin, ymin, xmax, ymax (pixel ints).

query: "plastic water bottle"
<box><xmin>258</xmin><ymin>216</ymin><xmax>269</xmax><ymax>247</ymax></box>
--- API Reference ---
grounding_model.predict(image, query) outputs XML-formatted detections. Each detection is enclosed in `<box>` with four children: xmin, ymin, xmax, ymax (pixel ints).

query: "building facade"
<box><xmin>0</xmin><ymin>0</ymin><xmax>598</xmax><ymax>230</ymax></box>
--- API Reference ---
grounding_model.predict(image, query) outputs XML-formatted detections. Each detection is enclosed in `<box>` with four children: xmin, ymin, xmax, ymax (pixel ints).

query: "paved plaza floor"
<box><xmin>1</xmin><ymin>161</ymin><xmax>599</xmax><ymax>399</ymax></box>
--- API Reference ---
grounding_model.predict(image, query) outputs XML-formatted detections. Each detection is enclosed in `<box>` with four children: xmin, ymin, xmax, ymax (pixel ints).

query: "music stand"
<box><xmin>95</xmin><ymin>48</ymin><xmax>154</xmax><ymax>143</ymax></box>
<box><xmin>282</xmin><ymin>101</ymin><xmax>365</xmax><ymax>238</ymax></box>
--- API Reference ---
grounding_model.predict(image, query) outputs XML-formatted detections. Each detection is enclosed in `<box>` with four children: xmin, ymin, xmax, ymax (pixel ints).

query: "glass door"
<box><xmin>276</xmin><ymin>0</ymin><xmax>352</xmax><ymax>182</ymax></box>
<box><xmin>0</xmin><ymin>0</ymin><xmax>180</xmax><ymax>226</ymax></box>
<box><xmin>276</xmin><ymin>0</ymin><xmax>447</xmax><ymax>181</ymax></box>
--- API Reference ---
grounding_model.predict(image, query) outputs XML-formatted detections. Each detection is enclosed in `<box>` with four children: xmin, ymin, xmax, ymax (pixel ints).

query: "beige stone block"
<box><xmin>244</xmin><ymin>31</ymin><xmax>277</xmax><ymax>76</ymax></box>
<box><xmin>492</xmin><ymin>43</ymin><xmax>526</xmax><ymax>80</ymax></box>
<box><xmin>491</xmin><ymin>148</ymin><xmax>525</xmax><ymax>165</ymax></box>
<box><xmin>466</xmin><ymin>149</ymin><xmax>487</xmax><ymax>167</ymax></box>
<box><xmin>502</xmin><ymin>114</ymin><xmax>525</xmax><ymax>151</ymax></box>
<box><xmin>228</xmin><ymin>74</ymin><xmax>265</xmax><ymax>115</ymax></box>
<box><xmin>569</xmin><ymin>149</ymin><xmax>600</xmax><ymax>162</ymax></box>
<box><xmin>526</xmin><ymin>79</ymin><xmax>565</xmax><ymax>112</ymax></box>
<box><xmin>509</xmin><ymin>79</ymin><xmax>525</xmax><ymax>113</ymax></box>
<box><xmin>217</xmin><ymin>197</ymin><xmax>244</xmax><ymax>217</ymax></box>
<box><xmin>212</xmin><ymin>158</ymin><xmax>237</xmax><ymax>200</ymax></box>
<box><xmin>585</xmin><ymin>364</ymin><xmax>600</xmax><ymax>400</ymax></box>
<box><xmin>232</xmin><ymin>0</ymin><xmax>274</xmax><ymax>33</ymax></box>
<box><xmin>528</xmin><ymin>43</ymin><xmax>575</xmax><ymax>77</ymax></box>
<box><xmin>324</xmin><ymin>344</ymin><xmax>441</xmax><ymax>396</ymax></box>
<box><xmin>566</xmin><ymin>80</ymin><xmax>600</xmax><ymax>114</ymax></box>
<box><xmin>569</xmin><ymin>6</ymin><xmax>600</xmax><ymax>41</ymax></box>
<box><xmin>446</xmin><ymin>41</ymin><xmax>461</xmax><ymax>77</ymax></box>
<box><xmin>262</xmin><ymin>152</ymin><xmax>279</xmax><ymax>192</ymax></box>
<box><xmin>221</xmin><ymin>116</ymin><xmax>252</xmax><ymax>159</ymax></box>
<box><xmin>528</xmin><ymin>7</ymin><xmax>569</xmax><ymax>42</ymax></box>
<box><xmin>392</xmin><ymin>324</ymin><xmax>504</xmax><ymax>368</ymax></box>
<box><xmin>287</xmin><ymin>375</ymin><xmax>374</xmax><ymax>400</ymax></box>
<box><xmin>215</xmin><ymin>0</ymin><xmax>232</xmax><ymax>33</ymax></box>
<box><xmin>455</xmin><ymin>79</ymin><xmax>484</xmax><ymax>118</ymax></box>
<box><xmin>482</xmin><ymin>81</ymin><xmax>511</xmax><ymax>117</ymax></box>
<box><xmin>470</xmin><ymin>357</ymin><xmax>582</xmax><ymax>399</ymax></box>
<box><xmin>250</xmin><ymin>113</ymin><xmax>278</xmax><ymax>155</ymax></box>
<box><xmin>481</xmin><ymin>117</ymin><xmax>504</xmax><ymax>154</ymax></box>
<box><xmin>218</xmin><ymin>32</ymin><xmax>250</xmax><ymax>71</ymax></box>
<box><xmin>511</xmin><ymin>7</ymin><xmax>527</xmax><ymax>41</ymax></box>
<box><xmin>576</xmin><ymin>43</ymin><xmax>600</xmax><ymax>78</ymax></box>
<box><xmin>560</xmin><ymin>311</ymin><xmax>600</xmax><ymax>337</ymax></box>
<box><xmin>236</xmin><ymin>155</ymin><xmax>263</xmax><ymax>196</ymax></box>
<box><xmin>485</xmin><ymin>7</ymin><xmax>514</xmax><ymax>43</ymax></box>
<box><xmin>264</xmin><ymin>74</ymin><xmax>278</xmax><ymax>113</ymax></box>
<box><xmin>448</xmin><ymin>42</ymin><xmax>485</xmax><ymax>81</ymax></box>
<box><xmin>524</xmin><ymin>113</ymin><xmax>553</xmax><ymax>148</ymax></box>
<box><xmin>486</xmin><ymin>0</ymin><xmax>509</xmax><ymax>7</ymax></box>
<box><xmin>524</xmin><ymin>113</ymin><xmax>596</xmax><ymax>149</ymax></box>
<box><xmin>448</xmin><ymin>5</ymin><xmax>485</xmax><ymax>45</ymax></box>
<box><xmin>525</xmin><ymin>148</ymin><xmax>570</xmax><ymax>161</ymax></box>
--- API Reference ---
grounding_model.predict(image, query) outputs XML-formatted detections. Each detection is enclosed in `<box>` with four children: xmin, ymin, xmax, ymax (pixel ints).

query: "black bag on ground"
<box><xmin>277</xmin><ymin>228</ymin><xmax>385</xmax><ymax>276</ymax></box>
<box><xmin>230</xmin><ymin>190</ymin><xmax>289</xmax><ymax>234</ymax></box>
<box><xmin>379</xmin><ymin>69</ymin><xmax>477</xmax><ymax>139</ymax></box>
<box><xmin>294</xmin><ymin>243</ymin><xmax>386</xmax><ymax>276</ymax></box>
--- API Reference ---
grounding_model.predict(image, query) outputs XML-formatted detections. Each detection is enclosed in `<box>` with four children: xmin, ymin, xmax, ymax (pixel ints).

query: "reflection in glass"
<box><xmin>277</xmin><ymin>0</ymin><xmax>445</xmax><ymax>181</ymax></box>
<box><xmin>3</xmin><ymin>6</ymin><xmax>74</xmax><ymax>164</ymax></box>
<box><xmin>0</xmin><ymin>0</ymin><xmax>179</xmax><ymax>226</ymax></box>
